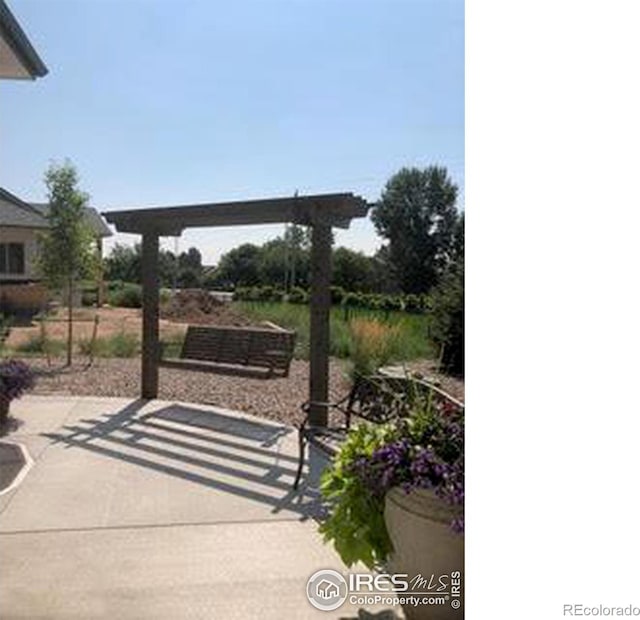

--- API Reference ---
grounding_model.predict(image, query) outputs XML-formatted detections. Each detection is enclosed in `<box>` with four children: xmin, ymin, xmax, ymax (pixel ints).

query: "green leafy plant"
<box><xmin>319</xmin><ymin>422</ymin><xmax>396</xmax><ymax>568</ymax></box>
<box><xmin>319</xmin><ymin>386</ymin><xmax>464</xmax><ymax>569</ymax></box>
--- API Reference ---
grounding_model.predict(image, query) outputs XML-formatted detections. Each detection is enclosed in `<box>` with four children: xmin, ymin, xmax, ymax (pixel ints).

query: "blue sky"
<box><xmin>1</xmin><ymin>0</ymin><xmax>464</xmax><ymax>264</ymax></box>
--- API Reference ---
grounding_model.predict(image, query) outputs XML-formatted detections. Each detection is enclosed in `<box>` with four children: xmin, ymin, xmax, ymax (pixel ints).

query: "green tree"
<box><xmin>332</xmin><ymin>247</ymin><xmax>374</xmax><ymax>292</ymax></box>
<box><xmin>104</xmin><ymin>243</ymin><xmax>140</xmax><ymax>283</ymax></box>
<box><xmin>105</xmin><ymin>244</ymin><xmax>184</xmax><ymax>288</ymax></box>
<box><xmin>216</xmin><ymin>243</ymin><xmax>263</xmax><ymax>287</ymax></box>
<box><xmin>369</xmin><ymin>246</ymin><xmax>400</xmax><ymax>294</ymax></box>
<box><xmin>177</xmin><ymin>247</ymin><xmax>203</xmax><ymax>288</ymax></box>
<box><xmin>451</xmin><ymin>211</ymin><xmax>464</xmax><ymax>267</ymax></box>
<box><xmin>38</xmin><ymin>162</ymin><xmax>97</xmax><ymax>365</ymax></box>
<box><xmin>260</xmin><ymin>238</ymin><xmax>288</xmax><ymax>289</ymax></box>
<box><xmin>158</xmin><ymin>248</ymin><xmax>177</xmax><ymax>288</ymax></box>
<box><xmin>371</xmin><ymin>166</ymin><xmax>459</xmax><ymax>294</ymax></box>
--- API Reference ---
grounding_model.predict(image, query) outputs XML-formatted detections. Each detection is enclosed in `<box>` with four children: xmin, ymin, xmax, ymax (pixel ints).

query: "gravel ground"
<box><xmin>20</xmin><ymin>356</ymin><xmax>464</xmax><ymax>428</ymax></box>
<box><xmin>23</xmin><ymin>357</ymin><xmax>351</xmax><ymax>427</ymax></box>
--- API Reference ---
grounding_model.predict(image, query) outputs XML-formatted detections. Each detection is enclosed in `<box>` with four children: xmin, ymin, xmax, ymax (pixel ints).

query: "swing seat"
<box><xmin>159</xmin><ymin>324</ymin><xmax>296</xmax><ymax>378</ymax></box>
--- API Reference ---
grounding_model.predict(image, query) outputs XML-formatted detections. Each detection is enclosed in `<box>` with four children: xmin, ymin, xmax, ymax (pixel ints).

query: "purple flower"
<box><xmin>349</xmin><ymin>395</ymin><xmax>464</xmax><ymax>533</ymax></box>
<box><xmin>0</xmin><ymin>360</ymin><xmax>36</xmax><ymax>404</ymax></box>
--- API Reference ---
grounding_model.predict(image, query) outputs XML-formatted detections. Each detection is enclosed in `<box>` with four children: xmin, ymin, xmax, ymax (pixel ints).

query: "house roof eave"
<box><xmin>0</xmin><ymin>0</ymin><xmax>48</xmax><ymax>79</ymax></box>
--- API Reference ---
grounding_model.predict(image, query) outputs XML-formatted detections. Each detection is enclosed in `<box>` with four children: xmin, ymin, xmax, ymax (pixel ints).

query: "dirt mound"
<box><xmin>160</xmin><ymin>289</ymin><xmax>252</xmax><ymax>326</ymax></box>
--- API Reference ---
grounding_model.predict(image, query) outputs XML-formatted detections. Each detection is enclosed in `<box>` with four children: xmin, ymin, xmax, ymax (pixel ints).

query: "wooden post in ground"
<box><xmin>96</xmin><ymin>237</ymin><xmax>105</xmax><ymax>307</ymax></box>
<box><xmin>308</xmin><ymin>220</ymin><xmax>332</xmax><ymax>427</ymax></box>
<box><xmin>141</xmin><ymin>231</ymin><xmax>160</xmax><ymax>399</ymax></box>
<box><xmin>66</xmin><ymin>276</ymin><xmax>73</xmax><ymax>367</ymax></box>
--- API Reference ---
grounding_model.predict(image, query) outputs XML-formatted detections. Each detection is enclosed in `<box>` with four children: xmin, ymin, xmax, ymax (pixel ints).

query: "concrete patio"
<box><xmin>0</xmin><ymin>395</ymin><xmax>398</xmax><ymax>619</ymax></box>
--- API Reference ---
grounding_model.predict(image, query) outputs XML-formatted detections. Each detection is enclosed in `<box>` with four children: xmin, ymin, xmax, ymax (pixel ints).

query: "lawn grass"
<box><xmin>235</xmin><ymin>301</ymin><xmax>434</xmax><ymax>362</ymax></box>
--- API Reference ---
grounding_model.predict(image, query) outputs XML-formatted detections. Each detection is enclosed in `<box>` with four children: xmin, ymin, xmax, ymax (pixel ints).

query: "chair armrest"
<box><xmin>299</xmin><ymin>397</ymin><xmax>352</xmax><ymax>431</ymax></box>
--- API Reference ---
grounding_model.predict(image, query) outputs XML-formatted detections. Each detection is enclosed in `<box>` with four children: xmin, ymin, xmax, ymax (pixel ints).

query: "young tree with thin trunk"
<box><xmin>38</xmin><ymin>162</ymin><xmax>97</xmax><ymax>366</ymax></box>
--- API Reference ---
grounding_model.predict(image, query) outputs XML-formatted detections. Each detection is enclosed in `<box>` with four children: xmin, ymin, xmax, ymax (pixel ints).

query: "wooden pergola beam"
<box><xmin>103</xmin><ymin>193</ymin><xmax>367</xmax><ymax>235</ymax></box>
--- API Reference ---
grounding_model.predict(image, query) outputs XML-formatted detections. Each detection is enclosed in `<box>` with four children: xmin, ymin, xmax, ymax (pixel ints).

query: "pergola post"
<box><xmin>308</xmin><ymin>221</ymin><xmax>333</xmax><ymax>427</ymax></box>
<box><xmin>141</xmin><ymin>231</ymin><xmax>160</xmax><ymax>399</ymax></box>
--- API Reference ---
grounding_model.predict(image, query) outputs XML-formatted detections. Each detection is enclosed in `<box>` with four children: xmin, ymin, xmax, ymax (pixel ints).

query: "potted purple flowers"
<box><xmin>0</xmin><ymin>359</ymin><xmax>36</xmax><ymax>430</ymax></box>
<box><xmin>319</xmin><ymin>386</ymin><xmax>464</xmax><ymax>619</ymax></box>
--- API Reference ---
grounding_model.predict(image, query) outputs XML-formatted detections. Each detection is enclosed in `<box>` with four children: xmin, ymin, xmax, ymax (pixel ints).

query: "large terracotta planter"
<box><xmin>384</xmin><ymin>487</ymin><xmax>464</xmax><ymax>620</ymax></box>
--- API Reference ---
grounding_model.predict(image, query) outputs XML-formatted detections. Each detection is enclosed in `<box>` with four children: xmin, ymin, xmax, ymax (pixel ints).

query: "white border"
<box><xmin>0</xmin><ymin>441</ymin><xmax>34</xmax><ymax>496</ymax></box>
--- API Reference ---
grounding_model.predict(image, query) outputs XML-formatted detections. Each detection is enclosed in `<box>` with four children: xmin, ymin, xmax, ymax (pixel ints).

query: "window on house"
<box><xmin>0</xmin><ymin>243</ymin><xmax>26</xmax><ymax>274</ymax></box>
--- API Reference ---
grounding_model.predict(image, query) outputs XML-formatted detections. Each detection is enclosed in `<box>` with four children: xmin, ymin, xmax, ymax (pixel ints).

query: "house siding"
<box><xmin>0</xmin><ymin>226</ymin><xmax>41</xmax><ymax>282</ymax></box>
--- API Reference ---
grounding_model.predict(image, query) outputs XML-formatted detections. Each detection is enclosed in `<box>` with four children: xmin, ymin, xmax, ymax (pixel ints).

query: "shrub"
<box><xmin>348</xmin><ymin>318</ymin><xmax>400</xmax><ymax>378</ymax></box>
<box><xmin>108</xmin><ymin>283</ymin><xmax>142</xmax><ymax>308</ymax></box>
<box><xmin>364</xmin><ymin>294</ymin><xmax>383</xmax><ymax>311</ymax></box>
<box><xmin>81</xmin><ymin>290</ymin><xmax>98</xmax><ymax>307</ymax></box>
<box><xmin>108</xmin><ymin>332</ymin><xmax>140</xmax><ymax>357</ymax></box>
<box><xmin>429</xmin><ymin>265</ymin><xmax>464</xmax><ymax>376</ymax></box>
<box><xmin>107</xmin><ymin>280</ymin><xmax>124</xmax><ymax>292</ymax></box>
<box><xmin>232</xmin><ymin>287</ymin><xmax>250</xmax><ymax>301</ymax></box>
<box><xmin>330</xmin><ymin>286</ymin><xmax>345</xmax><ymax>305</ymax></box>
<box><xmin>378</xmin><ymin>295</ymin><xmax>403</xmax><ymax>312</ymax></box>
<box><xmin>403</xmin><ymin>294</ymin><xmax>422</xmax><ymax>313</ymax></box>
<box><xmin>77</xmin><ymin>337</ymin><xmax>99</xmax><ymax>357</ymax></box>
<box><xmin>14</xmin><ymin>333</ymin><xmax>65</xmax><ymax>356</ymax></box>
<box><xmin>256</xmin><ymin>285</ymin><xmax>276</xmax><ymax>302</ymax></box>
<box><xmin>342</xmin><ymin>292</ymin><xmax>360</xmax><ymax>308</ymax></box>
<box><xmin>235</xmin><ymin>286</ymin><xmax>264</xmax><ymax>302</ymax></box>
<box><xmin>288</xmin><ymin>287</ymin><xmax>309</xmax><ymax>304</ymax></box>
<box><xmin>159</xmin><ymin>288</ymin><xmax>171</xmax><ymax>305</ymax></box>
<box><xmin>234</xmin><ymin>286</ymin><xmax>287</xmax><ymax>303</ymax></box>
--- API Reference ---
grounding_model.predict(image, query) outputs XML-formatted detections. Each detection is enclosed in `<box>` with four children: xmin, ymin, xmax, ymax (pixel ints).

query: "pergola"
<box><xmin>103</xmin><ymin>192</ymin><xmax>369</xmax><ymax>427</ymax></box>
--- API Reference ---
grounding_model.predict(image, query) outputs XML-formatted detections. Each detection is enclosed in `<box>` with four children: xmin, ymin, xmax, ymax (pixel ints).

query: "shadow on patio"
<box><xmin>42</xmin><ymin>399</ymin><xmax>321</xmax><ymax>520</ymax></box>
